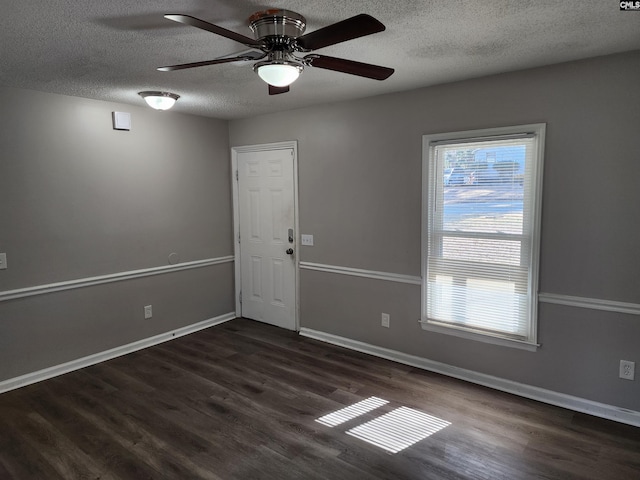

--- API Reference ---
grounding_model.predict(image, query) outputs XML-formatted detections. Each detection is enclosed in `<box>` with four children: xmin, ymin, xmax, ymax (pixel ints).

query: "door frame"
<box><xmin>231</xmin><ymin>141</ymin><xmax>300</xmax><ymax>331</ymax></box>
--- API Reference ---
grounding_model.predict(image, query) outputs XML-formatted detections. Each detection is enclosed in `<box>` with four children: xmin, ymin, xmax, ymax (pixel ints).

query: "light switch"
<box><xmin>301</xmin><ymin>234</ymin><xmax>314</xmax><ymax>246</ymax></box>
<box><xmin>0</xmin><ymin>253</ymin><xmax>6</xmax><ymax>270</ymax></box>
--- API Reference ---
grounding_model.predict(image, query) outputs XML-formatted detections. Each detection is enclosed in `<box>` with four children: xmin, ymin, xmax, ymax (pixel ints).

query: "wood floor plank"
<box><xmin>31</xmin><ymin>381</ymin><xmax>201</xmax><ymax>480</ymax></box>
<box><xmin>1</xmin><ymin>317</ymin><xmax>639</xmax><ymax>480</ymax></box>
<box><xmin>137</xmin><ymin>351</ymin><xmax>376</xmax><ymax>479</ymax></box>
<box><xmin>0</xmin><ymin>413</ymin><xmax>67</xmax><ymax>480</ymax></box>
<box><xmin>102</xmin><ymin>352</ymin><xmax>371</xmax><ymax>479</ymax></box>
<box><xmin>88</xmin><ymin>347</ymin><xmax>352</xmax><ymax>479</ymax></box>
<box><xmin>54</xmin><ymin>372</ymin><xmax>228</xmax><ymax>479</ymax></box>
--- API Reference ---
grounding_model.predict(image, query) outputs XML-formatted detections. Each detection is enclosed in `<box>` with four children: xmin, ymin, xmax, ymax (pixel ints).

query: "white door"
<box><xmin>235</xmin><ymin>146</ymin><xmax>297</xmax><ymax>330</ymax></box>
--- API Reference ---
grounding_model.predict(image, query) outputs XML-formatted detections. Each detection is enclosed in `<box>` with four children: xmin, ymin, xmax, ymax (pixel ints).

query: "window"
<box><xmin>421</xmin><ymin>124</ymin><xmax>545</xmax><ymax>350</ymax></box>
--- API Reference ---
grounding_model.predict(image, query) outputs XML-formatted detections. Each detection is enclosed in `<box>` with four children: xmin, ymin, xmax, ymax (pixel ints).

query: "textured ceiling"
<box><xmin>1</xmin><ymin>1</ymin><xmax>639</xmax><ymax>119</ymax></box>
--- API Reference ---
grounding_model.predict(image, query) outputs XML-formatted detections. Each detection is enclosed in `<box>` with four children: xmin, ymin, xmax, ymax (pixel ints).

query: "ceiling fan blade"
<box><xmin>305</xmin><ymin>54</ymin><xmax>394</xmax><ymax>80</ymax></box>
<box><xmin>296</xmin><ymin>14</ymin><xmax>385</xmax><ymax>51</ymax></box>
<box><xmin>158</xmin><ymin>55</ymin><xmax>257</xmax><ymax>72</ymax></box>
<box><xmin>214</xmin><ymin>49</ymin><xmax>266</xmax><ymax>61</ymax></box>
<box><xmin>164</xmin><ymin>14</ymin><xmax>262</xmax><ymax>48</ymax></box>
<box><xmin>269</xmin><ymin>85</ymin><xmax>290</xmax><ymax>95</ymax></box>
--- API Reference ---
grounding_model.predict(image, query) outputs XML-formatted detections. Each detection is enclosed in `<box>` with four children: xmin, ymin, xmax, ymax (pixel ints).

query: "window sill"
<box><xmin>418</xmin><ymin>319</ymin><xmax>539</xmax><ymax>352</ymax></box>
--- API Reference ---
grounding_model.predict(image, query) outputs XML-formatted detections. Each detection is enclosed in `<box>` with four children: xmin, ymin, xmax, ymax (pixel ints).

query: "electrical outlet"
<box><xmin>619</xmin><ymin>360</ymin><xmax>635</xmax><ymax>380</ymax></box>
<box><xmin>144</xmin><ymin>305</ymin><xmax>153</xmax><ymax>319</ymax></box>
<box><xmin>381</xmin><ymin>313</ymin><xmax>390</xmax><ymax>328</ymax></box>
<box><xmin>0</xmin><ymin>253</ymin><xmax>6</xmax><ymax>270</ymax></box>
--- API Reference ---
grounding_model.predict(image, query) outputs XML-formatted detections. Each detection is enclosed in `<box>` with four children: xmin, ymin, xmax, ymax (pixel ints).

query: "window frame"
<box><xmin>421</xmin><ymin>124</ymin><xmax>546</xmax><ymax>351</ymax></box>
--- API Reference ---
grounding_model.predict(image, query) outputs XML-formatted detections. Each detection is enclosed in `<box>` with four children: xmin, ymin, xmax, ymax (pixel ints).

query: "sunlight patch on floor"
<box><xmin>316</xmin><ymin>398</ymin><xmax>451</xmax><ymax>454</ymax></box>
<box><xmin>345</xmin><ymin>406</ymin><xmax>451</xmax><ymax>454</ymax></box>
<box><xmin>315</xmin><ymin>396</ymin><xmax>388</xmax><ymax>427</ymax></box>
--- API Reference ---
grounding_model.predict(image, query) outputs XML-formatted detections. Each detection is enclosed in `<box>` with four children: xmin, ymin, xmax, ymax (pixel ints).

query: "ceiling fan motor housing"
<box><xmin>248</xmin><ymin>9</ymin><xmax>307</xmax><ymax>42</ymax></box>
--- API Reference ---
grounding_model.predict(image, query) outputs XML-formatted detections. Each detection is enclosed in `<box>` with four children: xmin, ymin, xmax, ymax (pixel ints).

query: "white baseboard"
<box><xmin>0</xmin><ymin>312</ymin><xmax>236</xmax><ymax>394</ymax></box>
<box><xmin>299</xmin><ymin>327</ymin><xmax>640</xmax><ymax>428</ymax></box>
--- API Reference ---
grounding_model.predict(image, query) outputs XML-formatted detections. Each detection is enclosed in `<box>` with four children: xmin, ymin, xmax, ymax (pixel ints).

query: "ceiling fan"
<box><xmin>158</xmin><ymin>9</ymin><xmax>394</xmax><ymax>95</ymax></box>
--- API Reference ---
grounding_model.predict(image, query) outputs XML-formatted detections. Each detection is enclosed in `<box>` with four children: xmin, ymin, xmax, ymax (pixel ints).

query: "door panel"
<box><xmin>237</xmin><ymin>148</ymin><xmax>296</xmax><ymax>330</ymax></box>
<box><xmin>250</xmin><ymin>256</ymin><xmax>263</xmax><ymax>300</ymax></box>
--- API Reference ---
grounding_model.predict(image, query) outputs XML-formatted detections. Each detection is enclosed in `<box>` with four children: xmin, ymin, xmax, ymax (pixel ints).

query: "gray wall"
<box><xmin>229</xmin><ymin>51</ymin><xmax>640</xmax><ymax>411</ymax></box>
<box><xmin>0</xmin><ymin>88</ymin><xmax>235</xmax><ymax>381</ymax></box>
<box><xmin>2</xmin><ymin>51</ymin><xmax>638</xmax><ymax>413</ymax></box>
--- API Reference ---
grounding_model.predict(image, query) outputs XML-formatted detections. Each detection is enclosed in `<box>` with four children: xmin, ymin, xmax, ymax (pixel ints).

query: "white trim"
<box><xmin>0</xmin><ymin>256</ymin><xmax>234</xmax><ymax>303</ymax></box>
<box><xmin>299</xmin><ymin>262</ymin><xmax>422</xmax><ymax>286</ymax></box>
<box><xmin>0</xmin><ymin>312</ymin><xmax>236</xmax><ymax>395</ymax></box>
<box><xmin>539</xmin><ymin>292</ymin><xmax>640</xmax><ymax>316</ymax></box>
<box><xmin>231</xmin><ymin>141</ymin><xmax>300</xmax><ymax>330</ymax></box>
<box><xmin>232</xmin><ymin>141</ymin><xmax>298</xmax><ymax>154</ymax></box>
<box><xmin>232</xmin><ymin>149</ymin><xmax>242</xmax><ymax>317</ymax></box>
<box><xmin>429</xmin><ymin>132</ymin><xmax>536</xmax><ymax>147</ymax></box>
<box><xmin>299</xmin><ymin>328</ymin><xmax>640</xmax><ymax>428</ymax></box>
<box><xmin>418</xmin><ymin>320</ymin><xmax>540</xmax><ymax>351</ymax></box>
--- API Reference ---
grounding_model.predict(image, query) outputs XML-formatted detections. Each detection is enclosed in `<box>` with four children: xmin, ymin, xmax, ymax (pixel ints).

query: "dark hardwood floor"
<box><xmin>1</xmin><ymin>318</ymin><xmax>639</xmax><ymax>479</ymax></box>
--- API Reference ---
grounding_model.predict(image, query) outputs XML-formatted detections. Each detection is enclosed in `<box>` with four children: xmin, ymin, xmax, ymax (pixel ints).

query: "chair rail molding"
<box><xmin>299</xmin><ymin>261</ymin><xmax>421</xmax><ymax>285</ymax></box>
<box><xmin>299</xmin><ymin>262</ymin><xmax>640</xmax><ymax>316</ymax></box>
<box><xmin>0</xmin><ymin>256</ymin><xmax>234</xmax><ymax>303</ymax></box>
<box><xmin>538</xmin><ymin>292</ymin><xmax>640</xmax><ymax>316</ymax></box>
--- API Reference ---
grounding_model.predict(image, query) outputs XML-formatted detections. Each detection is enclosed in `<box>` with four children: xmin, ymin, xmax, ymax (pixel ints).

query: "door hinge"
<box><xmin>239</xmin><ymin>292</ymin><xmax>242</xmax><ymax>304</ymax></box>
<box><xmin>235</xmin><ymin>170</ymin><xmax>239</xmax><ymax>181</ymax></box>
<box><xmin>238</xmin><ymin>232</ymin><xmax>241</xmax><ymax>244</ymax></box>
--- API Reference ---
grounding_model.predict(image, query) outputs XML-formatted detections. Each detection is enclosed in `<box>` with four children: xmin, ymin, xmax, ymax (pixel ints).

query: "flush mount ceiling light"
<box><xmin>138</xmin><ymin>91</ymin><xmax>180</xmax><ymax>110</ymax></box>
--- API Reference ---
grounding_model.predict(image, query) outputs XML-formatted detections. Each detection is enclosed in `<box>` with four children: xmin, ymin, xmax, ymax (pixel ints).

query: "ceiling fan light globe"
<box><xmin>138</xmin><ymin>91</ymin><xmax>180</xmax><ymax>110</ymax></box>
<box><xmin>256</xmin><ymin>64</ymin><xmax>302</xmax><ymax>87</ymax></box>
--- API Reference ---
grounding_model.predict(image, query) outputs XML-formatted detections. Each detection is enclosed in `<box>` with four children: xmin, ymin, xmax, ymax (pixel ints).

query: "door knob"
<box><xmin>286</xmin><ymin>248</ymin><xmax>294</xmax><ymax>255</ymax></box>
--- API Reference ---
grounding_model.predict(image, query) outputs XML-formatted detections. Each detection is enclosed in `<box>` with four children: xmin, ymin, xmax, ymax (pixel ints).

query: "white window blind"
<box><xmin>422</xmin><ymin>125</ymin><xmax>545</xmax><ymax>347</ymax></box>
